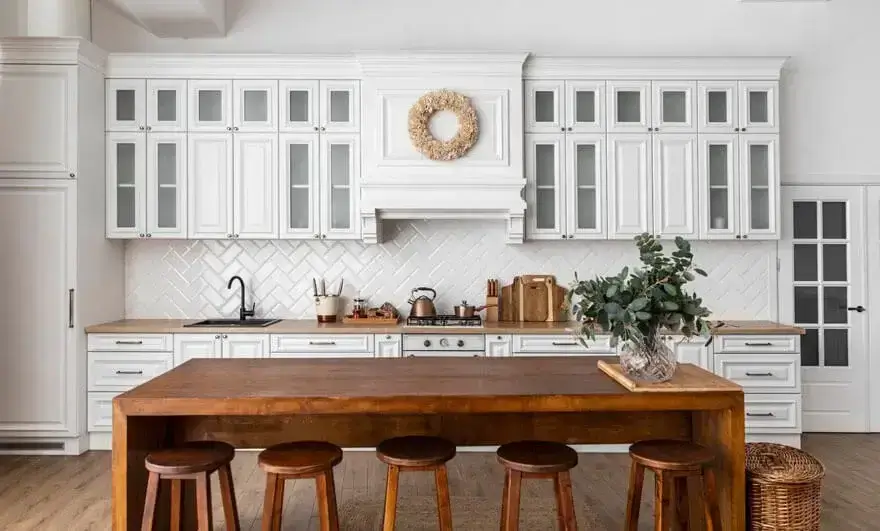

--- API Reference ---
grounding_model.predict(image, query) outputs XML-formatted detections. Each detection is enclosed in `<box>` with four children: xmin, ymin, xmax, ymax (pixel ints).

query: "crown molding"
<box><xmin>0</xmin><ymin>38</ymin><xmax>107</xmax><ymax>72</ymax></box>
<box><xmin>356</xmin><ymin>52</ymin><xmax>529</xmax><ymax>78</ymax></box>
<box><xmin>524</xmin><ymin>56</ymin><xmax>788</xmax><ymax>80</ymax></box>
<box><xmin>105</xmin><ymin>53</ymin><xmax>361</xmax><ymax>79</ymax></box>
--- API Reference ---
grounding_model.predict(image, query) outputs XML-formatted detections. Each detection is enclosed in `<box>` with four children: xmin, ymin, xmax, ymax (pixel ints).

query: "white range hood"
<box><xmin>356</xmin><ymin>53</ymin><xmax>528</xmax><ymax>244</ymax></box>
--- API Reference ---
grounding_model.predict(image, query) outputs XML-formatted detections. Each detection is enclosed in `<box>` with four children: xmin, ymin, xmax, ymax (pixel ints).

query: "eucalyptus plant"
<box><xmin>567</xmin><ymin>234</ymin><xmax>713</xmax><ymax>350</ymax></box>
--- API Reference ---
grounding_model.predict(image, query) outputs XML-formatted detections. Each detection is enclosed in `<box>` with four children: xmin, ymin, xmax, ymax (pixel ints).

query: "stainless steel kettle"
<box><xmin>408</xmin><ymin>287</ymin><xmax>437</xmax><ymax>317</ymax></box>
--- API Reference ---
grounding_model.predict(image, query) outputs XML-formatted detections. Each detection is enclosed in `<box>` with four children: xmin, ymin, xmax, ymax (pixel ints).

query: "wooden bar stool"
<box><xmin>377</xmin><ymin>435</ymin><xmax>456</xmax><ymax>531</ymax></box>
<box><xmin>141</xmin><ymin>440</ymin><xmax>240</xmax><ymax>531</ymax></box>
<box><xmin>258</xmin><ymin>440</ymin><xmax>343</xmax><ymax>531</ymax></box>
<box><xmin>496</xmin><ymin>440</ymin><xmax>578</xmax><ymax>531</ymax></box>
<box><xmin>624</xmin><ymin>439</ymin><xmax>722</xmax><ymax>531</ymax></box>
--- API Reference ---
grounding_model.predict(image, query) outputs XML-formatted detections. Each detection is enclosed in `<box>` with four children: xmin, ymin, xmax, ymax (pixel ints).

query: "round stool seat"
<box><xmin>258</xmin><ymin>441</ymin><xmax>343</xmax><ymax>476</ymax></box>
<box><xmin>497</xmin><ymin>440</ymin><xmax>578</xmax><ymax>474</ymax></box>
<box><xmin>629</xmin><ymin>439</ymin><xmax>715</xmax><ymax>472</ymax></box>
<box><xmin>377</xmin><ymin>436</ymin><xmax>456</xmax><ymax>467</ymax></box>
<box><xmin>145</xmin><ymin>441</ymin><xmax>234</xmax><ymax>475</ymax></box>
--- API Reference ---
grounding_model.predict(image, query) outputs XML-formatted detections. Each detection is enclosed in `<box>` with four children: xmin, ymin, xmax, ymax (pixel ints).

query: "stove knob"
<box><xmin>439</xmin><ymin>338</ymin><xmax>449</xmax><ymax>347</ymax></box>
<box><xmin>423</xmin><ymin>339</ymin><xmax>431</xmax><ymax>348</ymax></box>
<box><xmin>457</xmin><ymin>340</ymin><xmax>465</xmax><ymax>348</ymax></box>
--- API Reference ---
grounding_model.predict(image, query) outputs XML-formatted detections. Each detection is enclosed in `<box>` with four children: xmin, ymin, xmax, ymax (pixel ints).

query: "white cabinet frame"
<box><xmin>651</xmin><ymin>81</ymin><xmax>697</xmax><ymax>133</ymax></box>
<box><xmin>698</xmin><ymin>134</ymin><xmax>740</xmax><ymax>239</ymax></box>
<box><xmin>566</xmin><ymin>134</ymin><xmax>607</xmax><ymax>239</ymax></box>
<box><xmin>525</xmin><ymin>81</ymin><xmax>565</xmax><ymax>134</ymax></box>
<box><xmin>320</xmin><ymin>81</ymin><xmax>360</xmax><ymax>133</ymax></box>
<box><xmin>607</xmin><ymin>134</ymin><xmax>652</xmax><ymax>239</ymax></box>
<box><xmin>739</xmin><ymin>81</ymin><xmax>779</xmax><ymax>134</ymax></box>
<box><xmin>525</xmin><ymin>134</ymin><xmax>565</xmax><ymax>239</ymax></box>
<box><xmin>106</xmin><ymin>79</ymin><xmax>146</xmax><ymax>132</ymax></box>
<box><xmin>698</xmin><ymin>81</ymin><xmax>738</xmax><ymax>134</ymax></box>
<box><xmin>607</xmin><ymin>80</ymin><xmax>652</xmax><ymax>133</ymax></box>
<box><xmin>280</xmin><ymin>80</ymin><xmax>320</xmax><ymax>133</ymax></box>
<box><xmin>319</xmin><ymin>133</ymin><xmax>360</xmax><ymax>239</ymax></box>
<box><xmin>146</xmin><ymin>79</ymin><xmax>187</xmax><ymax>133</ymax></box>
<box><xmin>233</xmin><ymin>80</ymin><xmax>278</xmax><ymax>132</ymax></box>
<box><xmin>565</xmin><ymin>81</ymin><xmax>605</xmax><ymax>134</ymax></box>
<box><xmin>146</xmin><ymin>133</ymin><xmax>187</xmax><ymax>238</ymax></box>
<box><xmin>188</xmin><ymin>80</ymin><xmax>233</xmax><ymax>132</ymax></box>
<box><xmin>279</xmin><ymin>133</ymin><xmax>320</xmax><ymax>239</ymax></box>
<box><xmin>106</xmin><ymin>133</ymin><xmax>146</xmax><ymax>238</ymax></box>
<box><xmin>652</xmin><ymin>134</ymin><xmax>698</xmax><ymax>238</ymax></box>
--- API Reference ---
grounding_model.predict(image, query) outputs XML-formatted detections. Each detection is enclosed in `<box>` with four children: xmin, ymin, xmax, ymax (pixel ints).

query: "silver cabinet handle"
<box><xmin>745</xmin><ymin>372</ymin><xmax>774</xmax><ymax>377</ymax></box>
<box><xmin>215</xmin><ymin>335</ymin><xmax>221</xmax><ymax>339</ymax></box>
<box><xmin>746</xmin><ymin>412</ymin><xmax>775</xmax><ymax>418</ymax></box>
<box><xmin>115</xmin><ymin>340</ymin><xmax>143</xmax><ymax>345</ymax></box>
<box><xmin>222</xmin><ymin>334</ymin><xmax>228</xmax><ymax>339</ymax></box>
<box><xmin>68</xmin><ymin>289</ymin><xmax>74</xmax><ymax>328</ymax></box>
<box><xmin>551</xmin><ymin>341</ymin><xmax>578</xmax><ymax>346</ymax></box>
<box><xmin>745</xmin><ymin>342</ymin><xmax>773</xmax><ymax>347</ymax></box>
<box><xmin>309</xmin><ymin>341</ymin><xmax>337</xmax><ymax>346</ymax></box>
<box><xmin>115</xmin><ymin>370</ymin><xmax>144</xmax><ymax>375</ymax></box>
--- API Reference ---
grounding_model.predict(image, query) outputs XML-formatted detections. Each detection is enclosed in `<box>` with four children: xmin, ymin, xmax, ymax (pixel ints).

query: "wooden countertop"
<box><xmin>85</xmin><ymin>318</ymin><xmax>803</xmax><ymax>335</ymax></box>
<box><xmin>115</xmin><ymin>357</ymin><xmax>742</xmax><ymax>416</ymax></box>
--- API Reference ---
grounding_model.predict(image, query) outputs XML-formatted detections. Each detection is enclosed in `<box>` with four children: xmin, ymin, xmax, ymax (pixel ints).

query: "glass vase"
<box><xmin>618</xmin><ymin>332</ymin><xmax>678</xmax><ymax>383</ymax></box>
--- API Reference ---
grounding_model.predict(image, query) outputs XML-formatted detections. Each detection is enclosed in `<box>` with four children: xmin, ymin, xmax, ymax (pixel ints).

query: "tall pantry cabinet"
<box><xmin>0</xmin><ymin>38</ymin><xmax>124</xmax><ymax>455</ymax></box>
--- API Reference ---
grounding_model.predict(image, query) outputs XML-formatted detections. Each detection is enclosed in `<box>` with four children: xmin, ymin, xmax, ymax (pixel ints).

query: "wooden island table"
<box><xmin>112</xmin><ymin>357</ymin><xmax>745</xmax><ymax>530</ymax></box>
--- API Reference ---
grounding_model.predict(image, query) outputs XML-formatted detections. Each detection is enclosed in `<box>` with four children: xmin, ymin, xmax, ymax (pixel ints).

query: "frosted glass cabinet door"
<box><xmin>320</xmin><ymin>134</ymin><xmax>360</xmax><ymax>239</ymax></box>
<box><xmin>106</xmin><ymin>79</ymin><xmax>145</xmax><ymax>132</ymax></box>
<box><xmin>233</xmin><ymin>133</ymin><xmax>278</xmax><ymax>238</ymax></box>
<box><xmin>146</xmin><ymin>80</ymin><xmax>187</xmax><ymax>132</ymax></box>
<box><xmin>233</xmin><ymin>80</ymin><xmax>278</xmax><ymax>132</ymax></box>
<box><xmin>279</xmin><ymin>134</ymin><xmax>318</xmax><ymax>239</ymax></box>
<box><xmin>566</xmin><ymin>134</ymin><xmax>606</xmax><ymax>239</ymax></box>
<box><xmin>698</xmin><ymin>82</ymin><xmax>737</xmax><ymax>133</ymax></box>
<box><xmin>280</xmin><ymin>80</ymin><xmax>319</xmax><ymax>132</ymax></box>
<box><xmin>607</xmin><ymin>81</ymin><xmax>651</xmax><ymax>133</ymax></box>
<box><xmin>740</xmin><ymin>135</ymin><xmax>779</xmax><ymax>239</ymax></box>
<box><xmin>651</xmin><ymin>82</ymin><xmax>696</xmax><ymax>133</ymax></box>
<box><xmin>105</xmin><ymin>133</ymin><xmax>145</xmax><ymax>238</ymax></box>
<box><xmin>739</xmin><ymin>81</ymin><xmax>778</xmax><ymax>133</ymax></box>
<box><xmin>320</xmin><ymin>81</ymin><xmax>360</xmax><ymax>132</ymax></box>
<box><xmin>525</xmin><ymin>134</ymin><xmax>564</xmax><ymax>239</ymax></box>
<box><xmin>698</xmin><ymin>135</ymin><xmax>739</xmax><ymax>239</ymax></box>
<box><xmin>188</xmin><ymin>80</ymin><xmax>232</xmax><ymax>132</ymax></box>
<box><xmin>146</xmin><ymin>133</ymin><xmax>187</xmax><ymax>238</ymax></box>
<box><xmin>525</xmin><ymin>81</ymin><xmax>564</xmax><ymax>133</ymax></box>
<box><xmin>566</xmin><ymin>81</ymin><xmax>605</xmax><ymax>133</ymax></box>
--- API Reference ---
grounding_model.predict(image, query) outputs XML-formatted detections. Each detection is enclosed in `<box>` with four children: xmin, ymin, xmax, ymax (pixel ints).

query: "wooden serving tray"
<box><xmin>597</xmin><ymin>360</ymin><xmax>740</xmax><ymax>392</ymax></box>
<box><xmin>341</xmin><ymin>316</ymin><xmax>399</xmax><ymax>325</ymax></box>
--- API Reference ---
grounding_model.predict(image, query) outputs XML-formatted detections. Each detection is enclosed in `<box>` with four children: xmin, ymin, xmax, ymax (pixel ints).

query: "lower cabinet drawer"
<box><xmin>271</xmin><ymin>334</ymin><xmax>373</xmax><ymax>354</ymax></box>
<box><xmin>269</xmin><ymin>351</ymin><xmax>374</xmax><ymax>359</ymax></box>
<box><xmin>87</xmin><ymin>392</ymin><xmax>119</xmax><ymax>432</ymax></box>
<box><xmin>715</xmin><ymin>354</ymin><xmax>800</xmax><ymax>393</ymax></box>
<box><xmin>715</xmin><ymin>335</ymin><xmax>799</xmax><ymax>354</ymax></box>
<box><xmin>512</xmin><ymin>334</ymin><xmax>614</xmax><ymax>355</ymax></box>
<box><xmin>88</xmin><ymin>352</ymin><xmax>174</xmax><ymax>392</ymax></box>
<box><xmin>745</xmin><ymin>394</ymin><xmax>801</xmax><ymax>433</ymax></box>
<box><xmin>87</xmin><ymin>333</ymin><xmax>173</xmax><ymax>352</ymax></box>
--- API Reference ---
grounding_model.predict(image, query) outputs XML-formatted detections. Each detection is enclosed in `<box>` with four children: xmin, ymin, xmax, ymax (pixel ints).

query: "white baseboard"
<box><xmin>0</xmin><ymin>434</ymin><xmax>87</xmax><ymax>455</ymax></box>
<box><xmin>88</xmin><ymin>432</ymin><xmax>112</xmax><ymax>451</ymax></box>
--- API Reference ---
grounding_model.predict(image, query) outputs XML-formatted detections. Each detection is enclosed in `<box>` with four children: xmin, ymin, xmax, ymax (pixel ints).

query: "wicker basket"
<box><xmin>746</xmin><ymin>443</ymin><xmax>825</xmax><ymax>530</ymax></box>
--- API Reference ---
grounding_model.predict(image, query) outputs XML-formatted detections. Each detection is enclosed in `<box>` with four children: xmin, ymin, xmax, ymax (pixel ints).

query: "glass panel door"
<box><xmin>525</xmin><ymin>81</ymin><xmax>564</xmax><ymax>134</ymax></box>
<box><xmin>566</xmin><ymin>134</ymin><xmax>605</xmax><ymax>239</ymax></box>
<box><xmin>739</xmin><ymin>81</ymin><xmax>778</xmax><ymax>133</ymax></box>
<box><xmin>606</xmin><ymin>81</ymin><xmax>651</xmax><ymax>133</ymax></box>
<box><xmin>280</xmin><ymin>134</ymin><xmax>318</xmax><ymax>239</ymax></box>
<box><xmin>565</xmin><ymin>81</ymin><xmax>604</xmax><ymax>133</ymax></box>
<box><xmin>740</xmin><ymin>135</ymin><xmax>778</xmax><ymax>238</ymax></box>
<box><xmin>106</xmin><ymin>79</ymin><xmax>145</xmax><ymax>132</ymax></box>
<box><xmin>233</xmin><ymin>80</ymin><xmax>277</xmax><ymax>132</ymax></box>
<box><xmin>320</xmin><ymin>134</ymin><xmax>360</xmax><ymax>238</ymax></box>
<box><xmin>146</xmin><ymin>134</ymin><xmax>186</xmax><ymax>237</ymax></box>
<box><xmin>699</xmin><ymin>135</ymin><xmax>738</xmax><ymax>239</ymax></box>
<box><xmin>525</xmin><ymin>134</ymin><xmax>564</xmax><ymax>239</ymax></box>
<box><xmin>320</xmin><ymin>81</ymin><xmax>360</xmax><ymax>133</ymax></box>
<box><xmin>106</xmin><ymin>133</ymin><xmax>145</xmax><ymax>238</ymax></box>
<box><xmin>651</xmin><ymin>81</ymin><xmax>696</xmax><ymax>133</ymax></box>
<box><xmin>280</xmin><ymin>80</ymin><xmax>319</xmax><ymax>132</ymax></box>
<box><xmin>188</xmin><ymin>80</ymin><xmax>232</xmax><ymax>132</ymax></box>
<box><xmin>146</xmin><ymin>80</ymin><xmax>186</xmax><ymax>132</ymax></box>
<box><xmin>698</xmin><ymin>82</ymin><xmax>737</xmax><ymax>133</ymax></box>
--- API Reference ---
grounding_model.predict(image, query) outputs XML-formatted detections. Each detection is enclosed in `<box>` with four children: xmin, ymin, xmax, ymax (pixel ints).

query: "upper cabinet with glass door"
<box><xmin>146</xmin><ymin>80</ymin><xmax>187</xmax><ymax>132</ymax></box>
<box><xmin>280</xmin><ymin>80</ymin><xmax>320</xmax><ymax>133</ymax></box>
<box><xmin>740</xmin><ymin>134</ymin><xmax>779</xmax><ymax>239</ymax></box>
<box><xmin>525</xmin><ymin>81</ymin><xmax>564</xmax><ymax>134</ymax></box>
<box><xmin>526</xmin><ymin>81</ymin><xmax>604</xmax><ymax>133</ymax></box>
<box><xmin>739</xmin><ymin>81</ymin><xmax>778</xmax><ymax>133</ymax></box>
<box><xmin>698</xmin><ymin>81</ymin><xmax>778</xmax><ymax>133</ymax></box>
<box><xmin>320</xmin><ymin>134</ymin><xmax>360</xmax><ymax>239</ymax></box>
<box><xmin>607</xmin><ymin>81</ymin><xmax>651</xmax><ymax>133</ymax></box>
<box><xmin>651</xmin><ymin>82</ymin><xmax>696</xmax><ymax>133</ymax></box>
<box><xmin>107</xmin><ymin>79</ymin><xmax>187</xmax><ymax>133</ymax></box>
<box><xmin>320</xmin><ymin>81</ymin><xmax>360</xmax><ymax>133</ymax></box>
<box><xmin>233</xmin><ymin>80</ymin><xmax>278</xmax><ymax>132</ymax></box>
<box><xmin>189</xmin><ymin>80</ymin><xmax>233</xmax><ymax>132</ymax></box>
<box><xmin>106</xmin><ymin>79</ymin><xmax>145</xmax><ymax>132</ymax></box>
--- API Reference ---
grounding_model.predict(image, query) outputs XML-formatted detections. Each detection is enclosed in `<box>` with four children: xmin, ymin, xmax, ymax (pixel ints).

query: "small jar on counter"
<box><xmin>352</xmin><ymin>298</ymin><xmax>366</xmax><ymax>318</ymax></box>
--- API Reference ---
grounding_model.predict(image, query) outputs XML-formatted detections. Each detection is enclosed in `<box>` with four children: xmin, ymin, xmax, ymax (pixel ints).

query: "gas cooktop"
<box><xmin>405</xmin><ymin>315</ymin><xmax>483</xmax><ymax>327</ymax></box>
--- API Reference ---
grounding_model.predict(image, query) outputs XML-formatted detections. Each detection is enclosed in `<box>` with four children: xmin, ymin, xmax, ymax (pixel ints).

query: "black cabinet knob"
<box><xmin>457</xmin><ymin>340</ymin><xmax>465</xmax><ymax>347</ymax></box>
<box><xmin>423</xmin><ymin>339</ymin><xmax>431</xmax><ymax>347</ymax></box>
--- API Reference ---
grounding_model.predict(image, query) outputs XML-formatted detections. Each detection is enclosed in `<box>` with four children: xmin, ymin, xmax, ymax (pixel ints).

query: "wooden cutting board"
<box><xmin>518</xmin><ymin>275</ymin><xmax>552</xmax><ymax>322</ymax></box>
<box><xmin>549</xmin><ymin>284</ymin><xmax>567</xmax><ymax>322</ymax></box>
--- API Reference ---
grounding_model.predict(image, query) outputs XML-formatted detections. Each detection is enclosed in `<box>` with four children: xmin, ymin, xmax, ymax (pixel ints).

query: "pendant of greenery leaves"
<box><xmin>566</xmin><ymin>234</ymin><xmax>714</xmax><ymax>348</ymax></box>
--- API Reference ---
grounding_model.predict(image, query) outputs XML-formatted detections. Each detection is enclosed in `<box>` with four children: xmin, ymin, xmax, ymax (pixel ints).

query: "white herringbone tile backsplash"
<box><xmin>126</xmin><ymin>220</ymin><xmax>776</xmax><ymax>320</ymax></box>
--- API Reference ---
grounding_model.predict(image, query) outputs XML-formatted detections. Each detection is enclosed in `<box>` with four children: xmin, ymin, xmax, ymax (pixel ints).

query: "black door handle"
<box><xmin>847</xmin><ymin>306</ymin><xmax>866</xmax><ymax>313</ymax></box>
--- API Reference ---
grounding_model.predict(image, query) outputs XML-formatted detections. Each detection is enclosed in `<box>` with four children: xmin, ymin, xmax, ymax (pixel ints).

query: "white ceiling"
<box><xmin>98</xmin><ymin>0</ymin><xmax>226</xmax><ymax>38</ymax></box>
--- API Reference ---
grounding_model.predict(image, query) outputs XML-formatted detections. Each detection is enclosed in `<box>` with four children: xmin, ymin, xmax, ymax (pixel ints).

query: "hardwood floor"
<box><xmin>0</xmin><ymin>434</ymin><xmax>875</xmax><ymax>530</ymax></box>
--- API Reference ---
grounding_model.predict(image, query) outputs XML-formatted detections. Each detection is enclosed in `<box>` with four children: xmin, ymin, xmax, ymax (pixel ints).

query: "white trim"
<box><xmin>525</xmin><ymin>56</ymin><xmax>787</xmax><ymax>80</ymax></box>
<box><xmin>357</xmin><ymin>52</ymin><xmax>528</xmax><ymax>77</ymax></box>
<box><xmin>0</xmin><ymin>37</ymin><xmax>106</xmax><ymax>72</ymax></box>
<box><xmin>106</xmin><ymin>54</ymin><xmax>361</xmax><ymax>79</ymax></box>
<box><xmin>782</xmin><ymin>173</ymin><xmax>880</xmax><ymax>186</ymax></box>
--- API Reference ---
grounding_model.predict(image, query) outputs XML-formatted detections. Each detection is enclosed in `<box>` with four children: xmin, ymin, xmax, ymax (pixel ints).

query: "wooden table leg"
<box><xmin>693</xmin><ymin>400</ymin><xmax>746</xmax><ymax>531</ymax></box>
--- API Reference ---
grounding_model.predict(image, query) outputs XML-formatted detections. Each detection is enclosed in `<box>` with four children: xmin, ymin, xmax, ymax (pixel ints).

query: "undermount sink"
<box><xmin>184</xmin><ymin>318</ymin><xmax>281</xmax><ymax>328</ymax></box>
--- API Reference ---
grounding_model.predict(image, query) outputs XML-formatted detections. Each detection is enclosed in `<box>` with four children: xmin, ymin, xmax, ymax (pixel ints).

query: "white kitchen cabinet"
<box><xmin>279</xmin><ymin>134</ymin><xmax>319</xmax><ymax>238</ymax></box>
<box><xmin>188</xmin><ymin>133</ymin><xmax>233</xmax><ymax>238</ymax></box>
<box><xmin>320</xmin><ymin>81</ymin><xmax>360</xmax><ymax>133</ymax></box>
<box><xmin>375</xmin><ymin>334</ymin><xmax>402</xmax><ymax>358</ymax></box>
<box><xmin>739</xmin><ymin>134</ymin><xmax>779</xmax><ymax>239</ymax></box>
<box><xmin>108</xmin><ymin>79</ymin><xmax>187</xmax><ymax>133</ymax></box>
<box><xmin>233</xmin><ymin>80</ymin><xmax>278</xmax><ymax>132</ymax></box>
<box><xmin>697</xmin><ymin>81</ymin><xmax>777</xmax><ymax>134</ymax></box>
<box><xmin>663</xmin><ymin>336</ymin><xmax>711</xmax><ymax>370</ymax></box>
<box><xmin>234</xmin><ymin>133</ymin><xmax>278</xmax><ymax>238</ymax></box>
<box><xmin>607</xmin><ymin>81</ymin><xmax>651</xmax><ymax>133</ymax></box>
<box><xmin>87</xmin><ymin>393</ymin><xmax>118</xmax><ymax>432</ymax></box>
<box><xmin>513</xmin><ymin>335</ymin><xmax>615</xmax><ymax>356</ymax></box>
<box><xmin>565</xmin><ymin>81</ymin><xmax>605</xmax><ymax>133</ymax></box>
<box><xmin>486</xmin><ymin>335</ymin><xmax>512</xmax><ymax>357</ymax></box>
<box><xmin>739</xmin><ymin>81</ymin><xmax>778</xmax><ymax>133</ymax></box>
<box><xmin>146</xmin><ymin>133</ymin><xmax>187</xmax><ymax>238</ymax></box>
<box><xmin>280</xmin><ymin>80</ymin><xmax>320</xmax><ymax>133</ymax></box>
<box><xmin>320</xmin><ymin>134</ymin><xmax>359</xmax><ymax>239</ymax></box>
<box><xmin>146</xmin><ymin>79</ymin><xmax>187</xmax><ymax>133</ymax></box>
<box><xmin>566</xmin><ymin>134</ymin><xmax>606</xmax><ymax>239</ymax></box>
<box><xmin>525</xmin><ymin>134</ymin><xmax>565</xmax><ymax>239</ymax></box>
<box><xmin>651</xmin><ymin>82</ymin><xmax>697</xmax><ymax>133</ymax></box>
<box><xmin>189</xmin><ymin>80</ymin><xmax>233</xmax><ymax>132</ymax></box>
<box><xmin>607</xmin><ymin>134</ymin><xmax>652</xmax><ymax>239</ymax></box>
<box><xmin>652</xmin><ymin>134</ymin><xmax>698</xmax><ymax>238</ymax></box>
<box><xmin>174</xmin><ymin>334</ymin><xmax>222</xmax><ymax>365</ymax></box>
<box><xmin>525</xmin><ymin>81</ymin><xmax>564</xmax><ymax>134</ymax></box>
<box><xmin>223</xmin><ymin>334</ymin><xmax>269</xmax><ymax>358</ymax></box>
<box><xmin>271</xmin><ymin>334</ymin><xmax>373</xmax><ymax>354</ymax></box>
<box><xmin>88</xmin><ymin>352</ymin><xmax>174</xmax><ymax>391</ymax></box>
<box><xmin>698</xmin><ymin>134</ymin><xmax>739</xmax><ymax>239</ymax></box>
<box><xmin>698</xmin><ymin>82</ymin><xmax>738</xmax><ymax>134</ymax></box>
<box><xmin>106</xmin><ymin>133</ymin><xmax>146</xmax><ymax>238</ymax></box>
<box><xmin>0</xmin><ymin>64</ymin><xmax>77</xmax><ymax>177</ymax></box>
<box><xmin>107</xmin><ymin>79</ymin><xmax>145</xmax><ymax>132</ymax></box>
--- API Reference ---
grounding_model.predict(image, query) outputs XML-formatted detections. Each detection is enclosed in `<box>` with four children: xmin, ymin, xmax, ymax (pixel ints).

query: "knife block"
<box><xmin>485</xmin><ymin>296</ymin><xmax>499</xmax><ymax>322</ymax></box>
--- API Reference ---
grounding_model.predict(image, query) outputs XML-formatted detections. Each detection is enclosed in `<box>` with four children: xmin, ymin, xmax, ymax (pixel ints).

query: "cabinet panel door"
<box><xmin>525</xmin><ymin>134</ymin><xmax>565</xmax><ymax>239</ymax></box>
<box><xmin>146</xmin><ymin>79</ymin><xmax>187</xmax><ymax>133</ymax></box>
<box><xmin>664</xmin><ymin>336</ymin><xmax>711</xmax><ymax>371</ymax></box>
<box><xmin>739</xmin><ymin>81</ymin><xmax>778</xmax><ymax>133</ymax></box>
<box><xmin>189</xmin><ymin>80</ymin><xmax>233</xmax><ymax>132</ymax></box>
<box><xmin>739</xmin><ymin>134</ymin><xmax>779</xmax><ymax>239</ymax></box>
<box><xmin>280</xmin><ymin>134</ymin><xmax>319</xmax><ymax>239</ymax></box>
<box><xmin>233</xmin><ymin>80</ymin><xmax>278</xmax><ymax>132</ymax></box>
<box><xmin>234</xmin><ymin>134</ymin><xmax>278</xmax><ymax>238</ymax></box>
<box><xmin>320</xmin><ymin>134</ymin><xmax>360</xmax><ymax>239</ymax></box>
<box><xmin>223</xmin><ymin>334</ymin><xmax>269</xmax><ymax>359</ymax></box>
<box><xmin>698</xmin><ymin>134</ymin><xmax>739</xmax><ymax>239</ymax></box>
<box><xmin>566</xmin><ymin>134</ymin><xmax>606</xmax><ymax>239</ymax></box>
<box><xmin>651</xmin><ymin>82</ymin><xmax>697</xmax><ymax>133</ymax></box>
<box><xmin>565</xmin><ymin>81</ymin><xmax>605</xmax><ymax>133</ymax></box>
<box><xmin>607</xmin><ymin>134</ymin><xmax>652</xmax><ymax>238</ymax></box>
<box><xmin>607</xmin><ymin>81</ymin><xmax>651</xmax><ymax>133</ymax></box>
<box><xmin>375</xmin><ymin>334</ymin><xmax>402</xmax><ymax>358</ymax></box>
<box><xmin>698</xmin><ymin>82</ymin><xmax>738</xmax><ymax>133</ymax></box>
<box><xmin>0</xmin><ymin>180</ymin><xmax>75</xmax><ymax>433</ymax></box>
<box><xmin>320</xmin><ymin>81</ymin><xmax>360</xmax><ymax>133</ymax></box>
<box><xmin>652</xmin><ymin>134</ymin><xmax>698</xmax><ymax>238</ymax></box>
<box><xmin>106</xmin><ymin>133</ymin><xmax>146</xmax><ymax>238</ymax></box>
<box><xmin>188</xmin><ymin>134</ymin><xmax>233</xmax><ymax>238</ymax></box>
<box><xmin>486</xmin><ymin>335</ymin><xmax>512</xmax><ymax>357</ymax></box>
<box><xmin>280</xmin><ymin>80</ymin><xmax>320</xmax><ymax>132</ymax></box>
<box><xmin>146</xmin><ymin>133</ymin><xmax>187</xmax><ymax>238</ymax></box>
<box><xmin>525</xmin><ymin>81</ymin><xmax>565</xmax><ymax>134</ymax></box>
<box><xmin>106</xmin><ymin>79</ymin><xmax>146</xmax><ymax>132</ymax></box>
<box><xmin>173</xmin><ymin>334</ymin><xmax>222</xmax><ymax>366</ymax></box>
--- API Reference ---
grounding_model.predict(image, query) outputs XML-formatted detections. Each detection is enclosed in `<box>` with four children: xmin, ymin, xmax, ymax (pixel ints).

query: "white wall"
<box><xmin>0</xmin><ymin>0</ymin><xmax>90</xmax><ymax>38</ymax></box>
<box><xmin>0</xmin><ymin>0</ymin><xmax>24</xmax><ymax>37</ymax></box>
